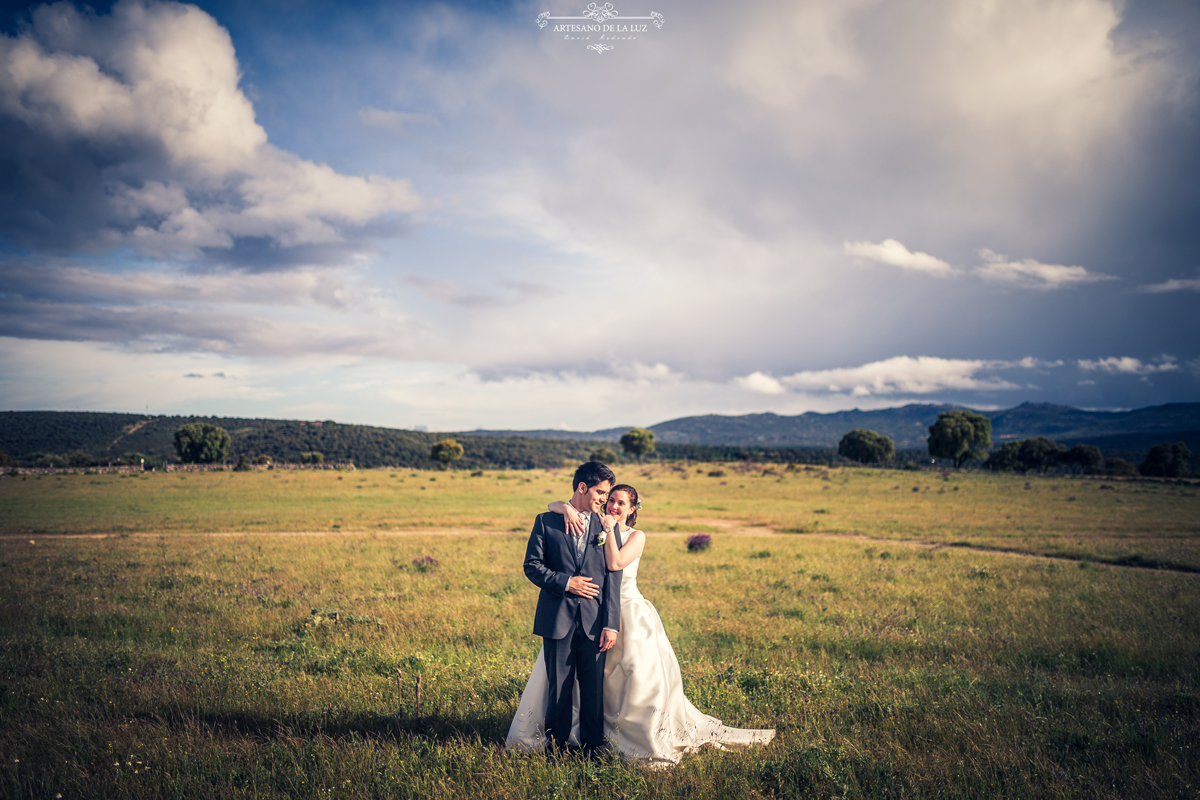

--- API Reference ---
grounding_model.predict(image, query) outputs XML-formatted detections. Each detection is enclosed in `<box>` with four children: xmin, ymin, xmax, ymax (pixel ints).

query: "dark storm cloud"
<box><xmin>0</xmin><ymin>0</ymin><xmax>420</xmax><ymax>272</ymax></box>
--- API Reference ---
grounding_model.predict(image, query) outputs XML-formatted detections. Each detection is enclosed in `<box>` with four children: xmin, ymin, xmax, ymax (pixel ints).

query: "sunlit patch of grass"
<box><xmin>3</xmin><ymin>467</ymin><xmax>1197</xmax><ymax>570</ymax></box>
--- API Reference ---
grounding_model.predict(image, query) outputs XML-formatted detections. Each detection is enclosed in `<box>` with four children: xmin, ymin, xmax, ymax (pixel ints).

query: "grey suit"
<box><xmin>523</xmin><ymin>510</ymin><xmax>623</xmax><ymax>749</ymax></box>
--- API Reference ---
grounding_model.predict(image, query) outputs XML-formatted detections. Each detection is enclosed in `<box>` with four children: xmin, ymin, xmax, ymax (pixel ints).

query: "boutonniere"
<box><xmin>595</xmin><ymin>528</ymin><xmax>610</xmax><ymax>546</ymax></box>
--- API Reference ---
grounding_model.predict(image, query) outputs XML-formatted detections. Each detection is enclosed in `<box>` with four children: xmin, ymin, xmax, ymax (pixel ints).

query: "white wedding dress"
<box><xmin>506</xmin><ymin>544</ymin><xmax>775</xmax><ymax>766</ymax></box>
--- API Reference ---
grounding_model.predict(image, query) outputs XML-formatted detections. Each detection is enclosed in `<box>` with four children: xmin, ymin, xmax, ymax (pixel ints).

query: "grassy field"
<box><xmin>3</xmin><ymin>464</ymin><xmax>1198</xmax><ymax>569</ymax></box>
<box><xmin>1</xmin><ymin>466</ymin><xmax>1198</xmax><ymax>798</ymax></box>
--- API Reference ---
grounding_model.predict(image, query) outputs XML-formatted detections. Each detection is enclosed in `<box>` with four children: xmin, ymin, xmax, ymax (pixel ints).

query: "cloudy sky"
<box><xmin>1</xmin><ymin>0</ymin><xmax>1197</xmax><ymax>431</ymax></box>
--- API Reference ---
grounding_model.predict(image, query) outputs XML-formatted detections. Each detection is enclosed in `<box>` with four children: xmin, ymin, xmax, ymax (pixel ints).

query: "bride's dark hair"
<box><xmin>608</xmin><ymin>484</ymin><xmax>640</xmax><ymax>528</ymax></box>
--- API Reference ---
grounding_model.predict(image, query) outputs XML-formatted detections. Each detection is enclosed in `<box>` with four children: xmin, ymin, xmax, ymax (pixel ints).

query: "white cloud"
<box><xmin>612</xmin><ymin>362</ymin><xmax>687</xmax><ymax>386</ymax></box>
<box><xmin>975</xmin><ymin>249</ymin><xmax>1115</xmax><ymax>289</ymax></box>
<box><xmin>726</xmin><ymin>0</ymin><xmax>868</xmax><ymax>109</ymax></box>
<box><xmin>1077</xmin><ymin>356</ymin><xmax>1180</xmax><ymax>375</ymax></box>
<box><xmin>359</xmin><ymin>107</ymin><xmax>438</xmax><ymax>134</ymax></box>
<box><xmin>778</xmin><ymin>356</ymin><xmax>1023</xmax><ymax>396</ymax></box>
<box><xmin>1017</xmin><ymin>357</ymin><xmax>1064</xmax><ymax>369</ymax></box>
<box><xmin>0</xmin><ymin>261</ymin><xmax>367</xmax><ymax>309</ymax></box>
<box><xmin>843</xmin><ymin>239</ymin><xmax>957</xmax><ymax>276</ymax></box>
<box><xmin>734</xmin><ymin>371</ymin><xmax>786</xmax><ymax>395</ymax></box>
<box><xmin>1138</xmin><ymin>271</ymin><xmax>1200</xmax><ymax>293</ymax></box>
<box><xmin>0</xmin><ymin>0</ymin><xmax>1193</xmax><ymax>426</ymax></box>
<box><xmin>0</xmin><ymin>0</ymin><xmax>421</xmax><ymax>258</ymax></box>
<box><xmin>0</xmin><ymin>338</ymin><xmax>924</xmax><ymax>431</ymax></box>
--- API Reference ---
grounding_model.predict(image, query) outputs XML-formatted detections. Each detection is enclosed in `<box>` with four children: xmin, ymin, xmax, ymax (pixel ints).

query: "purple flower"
<box><xmin>686</xmin><ymin>534</ymin><xmax>712</xmax><ymax>552</ymax></box>
<box><xmin>411</xmin><ymin>555</ymin><xmax>440</xmax><ymax>572</ymax></box>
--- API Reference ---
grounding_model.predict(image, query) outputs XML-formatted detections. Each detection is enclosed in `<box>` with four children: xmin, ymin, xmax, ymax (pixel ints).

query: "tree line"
<box><xmin>2</xmin><ymin>412</ymin><xmax>1191</xmax><ymax>477</ymax></box>
<box><xmin>836</xmin><ymin>410</ymin><xmax>1192</xmax><ymax>478</ymax></box>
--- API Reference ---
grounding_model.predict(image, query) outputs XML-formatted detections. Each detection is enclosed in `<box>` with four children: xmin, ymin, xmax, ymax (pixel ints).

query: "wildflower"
<box><xmin>411</xmin><ymin>555</ymin><xmax>440</xmax><ymax>573</ymax></box>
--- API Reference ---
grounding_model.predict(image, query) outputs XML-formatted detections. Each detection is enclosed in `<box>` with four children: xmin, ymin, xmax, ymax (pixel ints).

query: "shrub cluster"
<box><xmin>984</xmin><ymin>437</ymin><xmax>1190</xmax><ymax>478</ymax></box>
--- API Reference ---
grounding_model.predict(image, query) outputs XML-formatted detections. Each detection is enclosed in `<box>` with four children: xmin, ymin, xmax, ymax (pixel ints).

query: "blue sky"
<box><xmin>1</xmin><ymin>0</ymin><xmax>1198</xmax><ymax>430</ymax></box>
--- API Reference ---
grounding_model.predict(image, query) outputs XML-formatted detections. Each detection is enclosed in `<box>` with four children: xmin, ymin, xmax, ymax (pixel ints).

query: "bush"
<box><xmin>985</xmin><ymin>441</ymin><xmax>1024</xmax><ymax>472</ymax></box>
<box><xmin>1060</xmin><ymin>444</ymin><xmax>1104</xmax><ymax>474</ymax></box>
<box><xmin>116</xmin><ymin>452</ymin><xmax>151</xmax><ymax>468</ymax></box>
<box><xmin>1139</xmin><ymin>442</ymin><xmax>1192</xmax><ymax>478</ymax></box>
<box><xmin>707</xmin><ymin>469</ymin><xmax>726</xmax><ymax>477</ymax></box>
<box><xmin>29</xmin><ymin>452</ymin><xmax>68</xmax><ymax>469</ymax></box>
<box><xmin>1017</xmin><ymin>437</ymin><xmax>1066</xmax><ymax>473</ymax></box>
<box><xmin>1105</xmin><ymin>458</ymin><xmax>1138</xmax><ymax>477</ymax></box>
<box><xmin>430</xmin><ymin>439</ymin><xmax>464</xmax><ymax>466</ymax></box>
<box><xmin>68</xmin><ymin>450</ymin><xmax>95</xmax><ymax>468</ymax></box>
<box><xmin>837</xmin><ymin>429</ymin><xmax>895</xmax><ymax>464</ymax></box>
<box><xmin>589</xmin><ymin>447</ymin><xmax>618</xmax><ymax>464</ymax></box>
<box><xmin>686</xmin><ymin>534</ymin><xmax>712</xmax><ymax>552</ymax></box>
<box><xmin>299</xmin><ymin>451</ymin><xmax>324</xmax><ymax>464</ymax></box>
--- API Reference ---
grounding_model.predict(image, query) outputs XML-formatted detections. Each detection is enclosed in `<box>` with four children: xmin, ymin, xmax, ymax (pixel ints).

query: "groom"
<box><xmin>523</xmin><ymin>461</ymin><xmax>623</xmax><ymax>753</ymax></box>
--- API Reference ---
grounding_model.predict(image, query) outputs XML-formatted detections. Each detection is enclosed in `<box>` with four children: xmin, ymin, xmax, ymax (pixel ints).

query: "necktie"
<box><xmin>574</xmin><ymin>513</ymin><xmax>589</xmax><ymax>560</ymax></box>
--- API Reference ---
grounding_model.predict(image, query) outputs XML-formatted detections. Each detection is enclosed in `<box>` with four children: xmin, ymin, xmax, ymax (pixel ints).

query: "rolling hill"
<box><xmin>471</xmin><ymin>402</ymin><xmax>1200</xmax><ymax>450</ymax></box>
<box><xmin>2</xmin><ymin>401</ymin><xmax>1197</xmax><ymax>468</ymax></box>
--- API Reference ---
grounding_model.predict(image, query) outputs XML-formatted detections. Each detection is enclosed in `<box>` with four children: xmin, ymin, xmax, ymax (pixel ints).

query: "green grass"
<box><xmin>1</xmin><ymin>467</ymin><xmax>1198</xmax><ymax>798</ymax></box>
<box><xmin>3</xmin><ymin>465</ymin><xmax>1197</xmax><ymax>570</ymax></box>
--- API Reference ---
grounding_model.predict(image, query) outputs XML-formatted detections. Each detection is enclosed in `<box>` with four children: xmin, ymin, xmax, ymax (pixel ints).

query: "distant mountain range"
<box><xmin>468</xmin><ymin>401</ymin><xmax>1200</xmax><ymax>450</ymax></box>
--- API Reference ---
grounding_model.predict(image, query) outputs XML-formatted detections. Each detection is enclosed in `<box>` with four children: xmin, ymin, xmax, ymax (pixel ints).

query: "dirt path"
<box><xmin>4</xmin><ymin>517</ymin><xmax>1197</xmax><ymax>575</ymax></box>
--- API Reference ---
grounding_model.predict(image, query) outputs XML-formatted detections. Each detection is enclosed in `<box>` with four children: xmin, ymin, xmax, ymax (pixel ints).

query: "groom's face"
<box><xmin>576</xmin><ymin>480</ymin><xmax>612</xmax><ymax>514</ymax></box>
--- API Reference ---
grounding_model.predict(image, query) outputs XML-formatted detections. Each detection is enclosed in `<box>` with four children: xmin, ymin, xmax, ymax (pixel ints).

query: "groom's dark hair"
<box><xmin>573</xmin><ymin>461</ymin><xmax>616</xmax><ymax>491</ymax></box>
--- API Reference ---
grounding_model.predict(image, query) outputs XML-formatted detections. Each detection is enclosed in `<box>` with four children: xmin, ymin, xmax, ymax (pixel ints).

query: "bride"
<box><xmin>506</xmin><ymin>483</ymin><xmax>775</xmax><ymax>766</ymax></box>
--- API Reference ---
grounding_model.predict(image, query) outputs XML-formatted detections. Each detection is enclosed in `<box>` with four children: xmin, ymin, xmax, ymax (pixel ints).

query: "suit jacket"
<box><xmin>524</xmin><ymin>510</ymin><xmax>623</xmax><ymax>640</ymax></box>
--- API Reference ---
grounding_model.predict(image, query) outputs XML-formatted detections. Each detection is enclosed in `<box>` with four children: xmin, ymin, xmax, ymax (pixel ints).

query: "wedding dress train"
<box><xmin>507</xmin><ymin>552</ymin><xmax>775</xmax><ymax>766</ymax></box>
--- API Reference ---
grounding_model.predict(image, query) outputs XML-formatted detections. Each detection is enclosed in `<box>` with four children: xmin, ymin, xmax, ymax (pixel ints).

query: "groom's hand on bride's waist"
<box><xmin>566</xmin><ymin>575</ymin><xmax>600</xmax><ymax>599</ymax></box>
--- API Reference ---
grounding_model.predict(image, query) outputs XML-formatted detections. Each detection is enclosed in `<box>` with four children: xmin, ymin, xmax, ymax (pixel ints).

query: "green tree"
<box><xmin>1139</xmin><ymin>442</ymin><xmax>1192</xmax><ymax>478</ymax></box>
<box><xmin>837</xmin><ymin>429</ymin><xmax>895</xmax><ymax>464</ymax></box>
<box><xmin>430</xmin><ymin>438</ymin><xmax>465</xmax><ymax>467</ymax></box>
<box><xmin>1104</xmin><ymin>457</ymin><xmax>1138</xmax><ymax>477</ymax></box>
<box><xmin>620</xmin><ymin>428</ymin><xmax>656</xmax><ymax>463</ymax></box>
<box><xmin>927</xmin><ymin>410</ymin><xmax>993</xmax><ymax>468</ymax></box>
<box><xmin>68</xmin><ymin>450</ymin><xmax>95</xmax><ymax>467</ymax></box>
<box><xmin>0</xmin><ymin>450</ymin><xmax>13</xmax><ymax>468</ymax></box>
<box><xmin>174</xmin><ymin>423</ymin><xmax>232</xmax><ymax>464</ymax></box>
<box><xmin>299</xmin><ymin>451</ymin><xmax>324</xmax><ymax>464</ymax></box>
<box><xmin>985</xmin><ymin>441</ymin><xmax>1024</xmax><ymax>472</ymax></box>
<box><xmin>31</xmin><ymin>452</ymin><xmax>67</xmax><ymax>469</ymax></box>
<box><xmin>1059</xmin><ymin>444</ymin><xmax>1103</xmax><ymax>474</ymax></box>
<box><xmin>116</xmin><ymin>452</ymin><xmax>156</xmax><ymax>469</ymax></box>
<box><xmin>589</xmin><ymin>446</ymin><xmax>618</xmax><ymax>464</ymax></box>
<box><xmin>1017</xmin><ymin>437</ymin><xmax>1066</xmax><ymax>473</ymax></box>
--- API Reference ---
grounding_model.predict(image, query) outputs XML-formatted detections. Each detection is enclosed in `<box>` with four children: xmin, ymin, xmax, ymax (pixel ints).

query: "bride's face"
<box><xmin>606</xmin><ymin>490</ymin><xmax>632</xmax><ymax>522</ymax></box>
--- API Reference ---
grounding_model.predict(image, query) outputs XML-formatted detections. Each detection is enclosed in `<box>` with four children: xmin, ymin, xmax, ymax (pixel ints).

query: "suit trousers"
<box><xmin>543</xmin><ymin>615</ymin><xmax>606</xmax><ymax>750</ymax></box>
